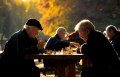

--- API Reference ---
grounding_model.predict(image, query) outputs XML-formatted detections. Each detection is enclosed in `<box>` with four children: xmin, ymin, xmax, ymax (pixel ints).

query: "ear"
<box><xmin>86</xmin><ymin>29</ymin><xmax>90</xmax><ymax>35</ymax></box>
<box><xmin>110</xmin><ymin>30</ymin><xmax>115</xmax><ymax>36</ymax></box>
<box><xmin>110</xmin><ymin>30</ymin><xmax>114</xmax><ymax>33</ymax></box>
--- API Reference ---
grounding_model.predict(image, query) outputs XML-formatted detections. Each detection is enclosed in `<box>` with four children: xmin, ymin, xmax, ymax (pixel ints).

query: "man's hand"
<box><xmin>37</xmin><ymin>38</ymin><xmax>45</xmax><ymax>50</ymax></box>
<box><xmin>70</xmin><ymin>42</ymin><xmax>80</xmax><ymax>48</ymax></box>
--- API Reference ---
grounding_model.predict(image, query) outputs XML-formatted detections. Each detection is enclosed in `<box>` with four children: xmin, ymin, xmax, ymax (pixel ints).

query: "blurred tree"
<box><xmin>37</xmin><ymin>0</ymin><xmax>120</xmax><ymax>36</ymax></box>
<box><xmin>0</xmin><ymin>0</ymin><xmax>120</xmax><ymax>39</ymax></box>
<box><xmin>0</xmin><ymin>0</ymin><xmax>46</xmax><ymax>50</ymax></box>
<box><xmin>37</xmin><ymin>0</ymin><xmax>73</xmax><ymax>36</ymax></box>
<box><xmin>0</xmin><ymin>0</ymin><xmax>41</xmax><ymax>38</ymax></box>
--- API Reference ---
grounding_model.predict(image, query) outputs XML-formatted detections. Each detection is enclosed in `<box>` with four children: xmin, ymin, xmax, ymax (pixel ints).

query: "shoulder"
<box><xmin>48</xmin><ymin>36</ymin><xmax>56</xmax><ymax>41</ymax></box>
<box><xmin>88</xmin><ymin>30</ymin><xmax>107</xmax><ymax>43</ymax></box>
<box><xmin>68</xmin><ymin>31</ymin><xmax>79</xmax><ymax>39</ymax></box>
<box><xmin>8</xmin><ymin>30</ymin><xmax>25</xmax><ymax>42</ymax></box>
<box><xmin>116</xmin><ymin>32</ymin><xmax>120</xmax><ymax>39</ymax></box>
<box><xmin>4</xmin><ymin>30</ymin><xmax>23</xmax><ymax>45</ymax></box>
<box><xmin>50</xmin><ymin>35</ymin><xmax>60</xmax><ymax>41</ymax></box>
<box><xmin>9</xmin><ymin>30</ymin><xmax>21</xmax><ymax>39</ymax></box>
<box><xmin>113</xmin><ymin>32</ymin><xmax>120</xmax><ymax>42</ymax></box>
<box><xmin>46</xmin><ymin>36</ymin><xmax>58</xmax><ymax>44</ymax></box>
<box><xmin>90</xmin><ymin>30</ymin><xmax>104</xmax><ymax>39</ymax></box>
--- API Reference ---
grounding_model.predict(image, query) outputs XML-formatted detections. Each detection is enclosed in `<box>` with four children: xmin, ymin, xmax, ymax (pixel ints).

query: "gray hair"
<box><xmin>77</xmin><ymin>19</ymin><xmax>95</xmax><ymax>32</ymax></box>
<box><xmin>56</xmin><ymin>27</ymin><xmax>67</xmax><ymax>34</ymax></box>
<box><xmin>23</xmin><ymin>24</ymin><xmax>34</xmax><ymax>29</ymax></box>
<box><xmin>74</xmin><ymin>23</ymin><xmax>79</xmax><ymax>31</ymax></box>
<box><xmin>23</xmin><ymin>25</ymin><xmax>27</xmax><ymax>29</ymax></box>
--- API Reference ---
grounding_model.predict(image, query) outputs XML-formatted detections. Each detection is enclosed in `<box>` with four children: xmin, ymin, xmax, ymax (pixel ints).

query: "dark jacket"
<box><xmin>44</xmin><ymin>34</ymin><xmax>70</xmax><ymax>51</ymax></box>
<box><xmin>111</xmin><ymin>32</ymin><xmax>120</xmax><ymax>57</ymax></box>
<box><xmin>81</xmin><ymin>30</ymin><xmax>120</xmax><ymax>77</ymax></box>
<box><xmin>0</xmin><ymin>29</ymin><xmax>42</xmax><ymax>77</ymax></box>
<box><xmin>68</xmin><ymin>31</ymin><xmax>84</xmax><ymax>45</ymax></box>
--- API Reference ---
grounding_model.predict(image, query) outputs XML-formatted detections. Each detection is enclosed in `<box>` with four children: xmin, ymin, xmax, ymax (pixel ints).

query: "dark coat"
<box><xmin>0</xmin><ymin>29</ymin><xmax>42</xmax><ymax>77</ymax></box>
<box><xmin>68</xmin><ymin>31</ymin><xmax>84</xmax><ymax>45</ymax></box>
<box><xmin>81</xmin><ymin>30</ymin><xmax>120</xmax><ymax>77</ymax></box>
<box><xmin>44</xmin><ymin>34</ymin><xmax>70</xmax><ymax>51</ymax></box>
<box><xmin>111</xmin><ymin>32</ymin><xmax>120</xmax><ymax>57</ymax></box>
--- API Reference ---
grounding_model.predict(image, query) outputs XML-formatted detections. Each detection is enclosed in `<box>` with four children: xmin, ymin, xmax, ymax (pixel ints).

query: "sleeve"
<box><xmin>45</xmin><ymin>37</ymin><xmax>70</xmax><ymax>51</ymax></box>
<box><xmin>81</xmin><ymin>43</ymin><xmax>88</xmax><ymax>54</ymax></box>
<box><xmin>44</xmin><ymin>38</ymin><xmax>55</xmax><ymax>51</ymax></box>
<box><xmin>54</xmin><ymin>40</ymin><xmax>70</xmax><ymax>50</ymax></box>
<box><xmin>14</xmin><ymin>34</ymin><xmax>40</xmax><ymax>57</ymax></box>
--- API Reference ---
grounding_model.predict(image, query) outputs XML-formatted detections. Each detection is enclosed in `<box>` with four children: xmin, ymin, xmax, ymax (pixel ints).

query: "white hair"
<box><xmin>56</xmin><ymin>27</ymin><xmax>67</xmax><ymax>34</ymax></box>
<box><xmin>74</xmin><ymin>24</ymin><xmax>79</xmax><ymax>31</ymax></box>
<box><xmin>23</xmin><ymin>24</ymin><xmax>33</xmax><ymax>29</ymax></box>
<box><xmin>23</xmin><ymin>25</ymin><xmax>27</xmax><ymax>29</ymax></box>
<box><xmin>77</xmin><ymin>19</ymin><xmax>95</xmax><ymax>31</ymax></box>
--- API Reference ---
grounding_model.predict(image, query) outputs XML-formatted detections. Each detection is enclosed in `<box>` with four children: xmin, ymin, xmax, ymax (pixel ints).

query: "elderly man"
<box><xmin>68</xmin><ymin>23</ymin><xmax>85</xmax><ymax>45</ymax></box>
<box><xmin>43</xmin><ymin>27</ymin><xmax>80</xmax><ymax>76</ymax></box>
<box><xmin>44</xmin><ymin>27</ymin><xmax>80</xmax><ymax>51</ymax></box>
<box><xmin>0</xmin><ymin>18</ymin><xmax>45</xmax><ymax>77</ymax></box>
<box><xmin>77</xmin><ymin>19</ymin><xmax>120</xmax><ymax>77</ymax></box>
<box><xmin>105</xmin><ymin>25</ymin><xmax>120</xmax><ymax>57</ymax></box>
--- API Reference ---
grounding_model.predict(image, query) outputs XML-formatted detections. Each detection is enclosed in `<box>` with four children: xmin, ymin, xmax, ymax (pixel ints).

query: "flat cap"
<box><xmin>26</xmin><ymin>18</ymin><xmax>43</xmax><ymax>30</ymax></box>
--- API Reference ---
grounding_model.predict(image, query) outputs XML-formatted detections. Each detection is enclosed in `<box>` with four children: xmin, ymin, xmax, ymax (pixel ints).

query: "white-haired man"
<box><xmin>77</xmin><ymin>19</ymin><xmax>120</xmax><ymax>77</ymax></box>
<box><xmin>45</xmin><ymin>27</ymin><xmax>80</xmax><ymax>51</ymax></box>
<box><xmin>0</xmin><ymin>18</ymin><xmax>45</xmax><ymax>77</ymax></box>
<box><xmin>44</xmin><ymin>27</ymin><xmax>80</xmax><ymax>76</ymax></box>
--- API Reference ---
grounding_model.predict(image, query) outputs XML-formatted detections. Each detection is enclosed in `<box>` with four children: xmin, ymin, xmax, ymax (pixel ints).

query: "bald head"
<box><xmin>106</xmin><ymin>25</ymin><xmax>118</xmax><ymax>32</ymax></box>
<box><xmin>106</xmin><ymin>25</ymin><xmax>118</xmax><ymax>39</ymax></box>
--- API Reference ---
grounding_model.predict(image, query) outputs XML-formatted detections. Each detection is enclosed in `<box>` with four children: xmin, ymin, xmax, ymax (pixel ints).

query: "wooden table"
<box><xmin>25</xmin><ymin>53</ymin><xmax>87</xmax><ymax>77</ymax></box>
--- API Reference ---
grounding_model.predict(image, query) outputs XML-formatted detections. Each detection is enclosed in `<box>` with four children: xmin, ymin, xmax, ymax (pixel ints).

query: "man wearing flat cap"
<box><xmin>0</xmin><ymin>18</ymin><xmax>44</xmax><ymax>77</ymax></box>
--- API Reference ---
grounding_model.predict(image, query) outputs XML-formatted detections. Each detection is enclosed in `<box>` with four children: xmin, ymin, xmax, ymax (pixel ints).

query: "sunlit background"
<box><xmin>0</xmin><ymin>0</ymin><xmax>120</xmax><ymax>40</ymax></box>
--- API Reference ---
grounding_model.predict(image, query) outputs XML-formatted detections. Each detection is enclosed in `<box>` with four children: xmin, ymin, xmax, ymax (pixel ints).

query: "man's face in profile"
<box><xmin>106</xmin><ymin>29</ymin><xmax>114</xmax><ymax>39</ymax></box>
<box><xmin>78</xmin><ymin>27</ymin><xmax>89</xmax><ymax>42</ymax></box>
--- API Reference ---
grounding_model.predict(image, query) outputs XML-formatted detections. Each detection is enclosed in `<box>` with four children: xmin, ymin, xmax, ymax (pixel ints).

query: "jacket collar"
<box><xmin>54</xmin><ymin>34</ymin><xmax>61</xmax><ymax>40</ymax></box>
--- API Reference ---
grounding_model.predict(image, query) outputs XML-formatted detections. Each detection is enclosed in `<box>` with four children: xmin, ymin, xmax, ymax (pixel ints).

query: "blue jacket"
<box><xmin>44</xmin><ymin>34</ymin><xmax>70</xmax><ymax>51</ymax></box>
